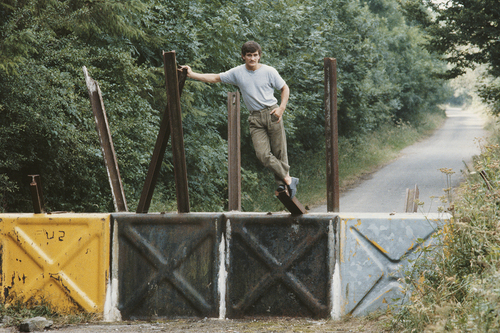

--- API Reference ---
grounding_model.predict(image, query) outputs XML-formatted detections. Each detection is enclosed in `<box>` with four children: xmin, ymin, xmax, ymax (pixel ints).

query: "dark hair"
<box><xmin>241</xmin><ymin>41</ymin><xmax>262</xmax><ymax>57</ymax></box>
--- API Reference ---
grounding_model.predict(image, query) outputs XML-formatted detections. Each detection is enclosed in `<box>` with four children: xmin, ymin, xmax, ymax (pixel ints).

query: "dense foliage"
<box><xmin>0</xmin><ymin>0</ymin><xmax>449</xmax><ymax>213</ymax></box>
<box><xmin>421</xmin><ymin>0</ymin><xmax>500</xmax><ymax>115</ymax></box>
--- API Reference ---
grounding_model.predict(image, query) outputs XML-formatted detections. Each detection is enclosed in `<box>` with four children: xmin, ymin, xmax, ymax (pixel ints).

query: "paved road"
<box><xmin>310</xmin><ymin>107</ymin><xmax>487</xmax><ymax>213</ymax></box>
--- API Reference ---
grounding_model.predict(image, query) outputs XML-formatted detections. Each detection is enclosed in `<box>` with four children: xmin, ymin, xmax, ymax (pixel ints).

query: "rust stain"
<box><xmin>370</xmin><ymin>240</ymin><xmax>388</xmax><ymax>254</ymax></box>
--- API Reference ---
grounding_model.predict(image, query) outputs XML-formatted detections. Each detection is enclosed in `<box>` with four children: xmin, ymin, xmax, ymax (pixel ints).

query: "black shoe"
<box><xmin>287</xmin><ymin>177</ymin><xmax>299</xmax><ymax>199</ymax></box>
<box><xmin>277</xmin><ymin>184</ymin><xmax>286</xmax><ymax>192</ymax></box>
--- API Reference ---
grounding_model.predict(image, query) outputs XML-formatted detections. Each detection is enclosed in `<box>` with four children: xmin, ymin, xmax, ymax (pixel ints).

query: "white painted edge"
<box><xmin>330</xmin><ymin>219</ymin><xmax>341</xmax><ymax>320</ymax></box>
<box><xmin>218</xmin><ymin>231</ymin><xmax>227</xmax><ymax>319</ymax></box>
<box><xmin>218</xmin><ymin>218</ymin><xmax>231</xmax><ymax>320</ymax></box>
<box><xmin>332</xmin><ymin>262</ymin><xmax>341</xmax><ymax>319</ymax></box>
<box><xmin>104</xmin><ymin>219</ymin><xmax>122</xmax><ymax>321</ymax></box>
<box><xmin>103</xmin><ymin>278</ymin><xmax>121</xmax><ymax>321</ymax></box>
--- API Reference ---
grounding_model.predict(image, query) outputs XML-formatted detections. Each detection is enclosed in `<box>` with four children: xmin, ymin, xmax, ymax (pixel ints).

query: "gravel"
<box><xmin>0</xmin><ymin>317</ymin><xmax>385</xmax><ymax>333</ymax></box>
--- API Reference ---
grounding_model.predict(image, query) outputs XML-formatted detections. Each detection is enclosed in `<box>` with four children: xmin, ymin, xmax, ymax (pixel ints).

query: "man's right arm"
<box><xmin>181</xmin><ymin>65</ymin><xmax>221</xmax><ymax>83</ymax></box>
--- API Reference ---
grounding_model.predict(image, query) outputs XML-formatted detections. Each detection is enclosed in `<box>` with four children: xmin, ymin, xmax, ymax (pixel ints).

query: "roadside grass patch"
<box><xmin>0</xmin><ymin>300</ymin><xmax>99</xmax><ymax>328</ymax></box>
<box><xmin>390</xmin><ymin>122</ymin><xmax>500</xmax><ymax>332</ymax></box>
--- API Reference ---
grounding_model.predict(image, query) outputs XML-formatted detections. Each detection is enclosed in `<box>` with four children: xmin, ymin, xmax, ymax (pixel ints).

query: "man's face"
<box><xmin>242</xmin><ymin>51</ymin><xmax>261</xmax><ymax>69</ymax></box>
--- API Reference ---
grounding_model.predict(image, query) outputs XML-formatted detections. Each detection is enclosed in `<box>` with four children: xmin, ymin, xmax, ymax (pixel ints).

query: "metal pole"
<box><xmin>28</xmin><ymin>174</ymin><xmax>44</xmax><ymax>214</ymax></box>
<box><xmin>324</xmin><ymin>58</ymin><xmax>340</xmax><ymax>212</ymax></box>
<box><xmin>227</xmin><ymin>91</ymin><xmax>241</xmax><ymax>211</ymax></box>
<box><xmin>136</xmin><ymin>106</ymin><xmax>171</xmax><ymax>213</ymax></box>
<box><xmin>83</xmin><ymin>66</ymin><xmax>128</xmax><ymax>212</ymax></box>
<box><xmin>136</xmin><ymin>67</ymin><xmax>187</xmax><ymax>213</ymax></box>
<box><xmin>163</xmin><ymin>51</ymin><xmax>190</xmax><ymax>213</ymax></box>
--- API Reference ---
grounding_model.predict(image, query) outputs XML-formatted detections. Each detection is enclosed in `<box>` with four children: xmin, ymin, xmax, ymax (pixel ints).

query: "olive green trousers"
<box><xmin>248</xmin><ymin>105</ymin><xmax>289</xmax><ymax>186</ymax></box>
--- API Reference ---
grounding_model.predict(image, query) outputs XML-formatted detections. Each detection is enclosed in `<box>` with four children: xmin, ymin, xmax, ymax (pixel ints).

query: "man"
<box><xmin>181</xmin><ymin>41</ymin><xmax>299</xmax><ymax>198</ymax></box>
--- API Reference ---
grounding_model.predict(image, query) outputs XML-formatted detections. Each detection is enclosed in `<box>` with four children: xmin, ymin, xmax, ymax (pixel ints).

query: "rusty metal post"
<box><xmin>136</xmin><ymin>67</ymin><xmax>187</xmax><ymax>213</ymax></box>
<box><xmin>228</xmin><ymin>91</ymin><xmax>241</xmax><ymax>211</ymax></box>
<box><xmin>163</xmin><ymin>51</ymin><xmax>190</xmax><ymax>213</ymax></box>
<box><xmin>83</xmin><ymin>66</ymin><xmax>128</xmax><ymax>212</ymax></box>
<box><xmin>28</xmin><ymin>174</ymin><xmax>44</xmax><ymax>213</ymax></box>
<box><xmin>136</xmin><ymin>106</ymin><xmax>171</xmax><ymax>213</ymax></box>
<box><xmin>324</xmin><ymin>58</ymin><xmax>340</xmax><ymax>212</ymax></box>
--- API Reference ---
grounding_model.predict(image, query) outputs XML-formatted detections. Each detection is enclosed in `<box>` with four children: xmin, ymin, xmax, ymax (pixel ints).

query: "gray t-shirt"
<box><xmin>220</xmin><ymin>64</ymin><xmax>286</xmax><ymax>111</ymax></box>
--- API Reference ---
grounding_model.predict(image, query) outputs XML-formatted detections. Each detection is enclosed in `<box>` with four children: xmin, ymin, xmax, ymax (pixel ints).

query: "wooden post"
<box><xmin>83</xmin><ymin>66</ymin><xmax>128</xmax><ymax>212</ymax></box>
<box><xmin>404</xmin><ymin>184</ymin><xmax>419</xmax><ymax>213</ymax></box>
<box><xmin>324</xmin><ymin>58</ymin><xmax>340</xmax><ymax>212</ymax></box>
<box><xmin>163</xmin><ymin>51</ymin><xmax>190</xmax><ymax>213</ymax></box>
<box><xmin>136</xmin><ymin>67</ymin><xmax>188</xmax><ymax>213</ymax></box>
<box><xmin>228</xmin><ymin>91</ymin><xmax>241</xmax><ymax>211</ymax></box>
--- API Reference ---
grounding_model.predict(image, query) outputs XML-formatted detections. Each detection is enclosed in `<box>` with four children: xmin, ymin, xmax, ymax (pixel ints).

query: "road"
<box><xmin>310</xmin><ymin>107</ymin><xmax>487</xmax><ymax>213</ymax></box>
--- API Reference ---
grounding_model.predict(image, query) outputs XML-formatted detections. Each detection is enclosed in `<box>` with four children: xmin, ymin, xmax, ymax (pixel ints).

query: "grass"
<box><xmin>0</xmin><ymin>300</ymin><xmax>99</xmax><ymax>328</ymax></box>
<box><xmin>389</xmin><ymin>112</ymin><xmax>500</xmax><ymax>332</ymax></box>
<box><xmin>243</xmin><ymin>110</ymin><xmax>447</xmax><ymax>212</ymax></box>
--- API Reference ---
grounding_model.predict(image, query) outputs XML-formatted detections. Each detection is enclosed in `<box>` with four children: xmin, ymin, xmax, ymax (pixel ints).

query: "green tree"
<box><xmin>0</xmin><ymin>0</ymin><xmax>159</xmax><ymax>211</ymax></box>
<box><xmin>0</xmin><ymin>0</ymin><xmax>450</xmax><ymax>213</ymax></box>
<box><xmin>421</xmin><ymin>0</ymin><xmax>500</xmax><ymax>114</ymax></box>
<box><xmin>424</xmin><ymin>0</ymin><xmax>500</xmax><ymax>77</ymax></box>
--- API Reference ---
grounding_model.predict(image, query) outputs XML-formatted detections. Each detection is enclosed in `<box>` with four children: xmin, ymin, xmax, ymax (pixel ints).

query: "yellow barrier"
<box><xmin>0</xmin><ymin>214</ymin><xmax>110</xmax><ymax>313</ymax></box>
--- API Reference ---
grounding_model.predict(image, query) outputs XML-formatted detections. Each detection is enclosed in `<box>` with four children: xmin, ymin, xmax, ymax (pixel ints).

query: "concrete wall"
<box><xmin>0</xmin><ymin>213</ymin><xmax>110</xmax><ymax>313</ymax></box>
<box><xmin>0</xmin><ymin>212</ymin><xmax>449</xmax><ymax>320</ymax></box>
<box><xmin>336</xmin><ymin>213</ymin><xmax>446</xmax><ymax>317</ymax></box>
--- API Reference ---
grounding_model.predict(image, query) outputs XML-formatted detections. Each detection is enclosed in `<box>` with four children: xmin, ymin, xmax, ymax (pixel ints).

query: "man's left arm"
<box><xmin>270</xmin><ymin>83</ymin><xmax>290</xmax><ymax>123</ymax></box>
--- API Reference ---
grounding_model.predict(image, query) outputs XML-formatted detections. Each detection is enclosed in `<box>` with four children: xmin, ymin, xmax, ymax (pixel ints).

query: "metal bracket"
<box><xmin>275</xmin><ymin>187</ymin><xmax>307</xmax><ymax>215</ymax></box>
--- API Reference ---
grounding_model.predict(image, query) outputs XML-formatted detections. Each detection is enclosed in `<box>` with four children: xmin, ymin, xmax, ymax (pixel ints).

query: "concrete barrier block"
<box><xmin>337</xmin><ymin>213</ymin><xmax>448</xmax><ymax>316</ymax></box>
<box><xmin>0</xmin><ymin>213</ymin><xmax>111</xmax><ymax>313</ymax></box>
<box><xmin>112</xmin><ymin>213</ymin><xmax>223</xmax><ymax>320</ymax></box>
<box><xmin>224</xmin><ymin>213</ymin><xmax>336</xmax><ymax>318</ymax></box>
